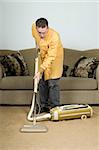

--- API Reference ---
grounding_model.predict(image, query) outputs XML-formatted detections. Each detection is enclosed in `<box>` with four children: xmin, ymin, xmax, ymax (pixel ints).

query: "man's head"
<box><xmin>36</xmin><ymin>18</ymin><xmax>48</xmax><ymax>38</ymax></box>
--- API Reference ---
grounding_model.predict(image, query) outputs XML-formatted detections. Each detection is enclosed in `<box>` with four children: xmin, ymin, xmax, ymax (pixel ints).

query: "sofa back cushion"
<box><xmin>83</xmin><ymin>49</ymin><xmax>99</xmax><ymax>60</ymax></box>
<box><xmin>20</xmin><ymin>48</ymin><xmax>36</xmax><ymax>76</ymax></box>
<box><xmin>64</xmin><ymin>48</ymin><xmax>82</xmax><ymax>68</ymax></box>
<box><xmin>64</xmin><ymin>48</ymin><xmax>99</xmax><ymax>65</ymax></box>
<box><xmin>0</xmin><ymin>50</ymin><xmax>17</xmax><ymax>55</ymax></box>
<box><xmin>63</xmin><ymin>48</ymin><xmax>99</xmax><ymax>77</ymax></box>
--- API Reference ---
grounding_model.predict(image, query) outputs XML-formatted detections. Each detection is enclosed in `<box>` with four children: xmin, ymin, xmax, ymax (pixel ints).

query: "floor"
<box><xmin>0</xmin><ymin>106</ymin><xmax>99</xmax><ymax>150</ymax></box>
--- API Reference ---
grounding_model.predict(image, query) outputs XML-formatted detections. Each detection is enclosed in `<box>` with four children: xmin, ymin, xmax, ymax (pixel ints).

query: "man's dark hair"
<box><xmin>36</xmin><ymin>18</ymin><xmax>48</xmax><ymax>28</ymax></box>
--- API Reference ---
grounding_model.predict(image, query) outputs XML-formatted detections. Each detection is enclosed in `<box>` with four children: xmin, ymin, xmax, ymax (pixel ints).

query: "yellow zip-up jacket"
<box><xmin>32</xmin><ymin>23</ymin><xmax>64</xmax><ymax>80</ymax></box>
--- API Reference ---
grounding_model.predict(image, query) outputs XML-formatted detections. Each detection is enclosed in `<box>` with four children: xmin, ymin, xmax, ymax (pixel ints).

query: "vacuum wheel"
<box><xmin>81</xmin><ymin>115</ymin><xmax>87</xmax><ymax>120</ymax></box>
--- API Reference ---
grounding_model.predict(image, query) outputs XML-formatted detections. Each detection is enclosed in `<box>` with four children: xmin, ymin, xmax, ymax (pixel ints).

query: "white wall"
<box><xmin>0</xmin><ymin>1</ymin><xmax>98</xmax><ymax>50</ymax></box>
<box><xmin>97</xmin><ymin>2</ymin><xmax>99</xmax><ymax>47</ymax></box>
<box><xmin>0</xmin><ymin>3</ymin><xmax>3</xmax><ymax>47</ymax></box>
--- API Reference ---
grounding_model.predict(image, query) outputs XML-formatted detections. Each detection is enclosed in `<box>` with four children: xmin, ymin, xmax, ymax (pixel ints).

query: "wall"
<box><xmin>97</xmin><ymin>2</ymin><xmax>99</xmax><ymax>47</ymax></box>
<box><xmin>0</xmin><ymin>3</ymin><xmax>3</xmax><ymax>48</ymax></box>
<box><xmin>0</xmin><ymin>1</ymin><xmax>98</xmax><ymax>50</ymax></box>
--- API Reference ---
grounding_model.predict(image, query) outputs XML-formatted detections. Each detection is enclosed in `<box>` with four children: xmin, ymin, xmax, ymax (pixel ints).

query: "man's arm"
<box><xmin>32</xmin><ymin>23</ymin><xmax>40</xmax><ymax>43</ymax></box>
<box><xmin>33</xmin><ymin>35</ymin><xmax>59</xmax><ymax>81</ymax></box>
<box><xmin>40</xmin><ymin>34</ymin><xmax>59</xmax><ymax>71</ymax></box>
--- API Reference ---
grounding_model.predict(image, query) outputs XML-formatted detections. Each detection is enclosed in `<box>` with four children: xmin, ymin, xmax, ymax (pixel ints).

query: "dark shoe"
<box><xmin>40</xmin><ymin>107</ymin><xmax>50</xmax><ymax>113</ymax></box>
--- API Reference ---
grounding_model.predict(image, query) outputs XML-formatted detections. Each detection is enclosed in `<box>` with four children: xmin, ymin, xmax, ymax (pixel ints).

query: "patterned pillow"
<box><xmin>11</xmin><ymin>52</ymin><xmax>29</xmax><ymax>76</ymax></box>
<box><xmin>62</xmin><ymin>65</ymin><xmax>69</xmax><ymax>77</ymax></box>
<box><xmin>0</xmin><ymin>52</ymin><xmax>29</xmax><ymax>77</ymax></box>
<box><xmin>70</xmin><ymin>56</ymin><xmax>98</xmax><ymax>78</ymax></box>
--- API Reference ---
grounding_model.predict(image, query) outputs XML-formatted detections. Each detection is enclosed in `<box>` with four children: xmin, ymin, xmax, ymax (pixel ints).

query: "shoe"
<box><xmin>40</xmin><ymin>107</ymin><xmax>50</xmax><ymax>113</ymax></box>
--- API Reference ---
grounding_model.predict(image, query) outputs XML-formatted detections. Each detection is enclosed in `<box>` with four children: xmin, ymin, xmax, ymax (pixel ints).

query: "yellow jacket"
<box><xmin>32</xmin><ymin>23</ymin><xmax>64</xmax><ymax>80</ymax></box>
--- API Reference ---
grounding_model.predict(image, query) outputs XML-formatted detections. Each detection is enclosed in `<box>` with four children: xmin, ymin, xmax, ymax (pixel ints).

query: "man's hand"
<box><xmin>33</xmin><ymin>71</ymin><xmax>40</xmax><ymax>83</ymax></box>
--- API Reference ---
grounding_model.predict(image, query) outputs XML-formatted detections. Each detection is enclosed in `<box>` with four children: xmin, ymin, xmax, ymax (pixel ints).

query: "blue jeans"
<box><xmin>38</xmin><ymin>74</ymin><xmax>60</xmax><ymax>109</ymax></box>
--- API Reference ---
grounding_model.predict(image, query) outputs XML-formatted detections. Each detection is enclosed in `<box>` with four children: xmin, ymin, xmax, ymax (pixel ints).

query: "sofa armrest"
<box><xmin>96</xmin><ymin>64</ymin><xmax>99</xmax><ymax>89</ymax></box>
<box><xmin>0</xmin><ymin>64</ymin><xmax>3</xmax><ymax>79</ymax></box>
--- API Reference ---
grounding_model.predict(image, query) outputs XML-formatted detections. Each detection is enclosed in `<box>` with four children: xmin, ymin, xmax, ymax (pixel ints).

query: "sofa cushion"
<box><xmin>0</xmin><ymin>64</ymin><xmax>3</xmax><ymax>79</ymax></box>
<box><xmin>0</xmin><ymin>52</ymin><xmax>29</xmax><ymax>77</ymax></box>
<box><xmin>0</xmin><ymin>76</ymin><xmax>33</xmax><ymax>89</ymax></box>
<box><xmin>70</xmin><ymin>56</ymin><xmax>97</xmax><ymax>78</ymax></box>
<box><xmin>62</xmin><ymin>65</ymin><xmax>69</xmax><ymax>77</ymax></box>
<box><xmin>11</xmin><ymin>52</ymin><xmax>29</xmax><ymax>76</ymax></box>
<box><xmin>59</xmin><ymin>77</ymin><xmax>97</xmax><ymax>90</ymax></box>
<box><xmin>20</xmin><ymin>48</ymin><xmax>36</xmax><ymax>76</ymax></box>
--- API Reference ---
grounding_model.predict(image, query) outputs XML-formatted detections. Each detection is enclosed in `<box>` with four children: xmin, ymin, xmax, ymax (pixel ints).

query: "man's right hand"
<box><xmin>33</xmin><ymin>71</ymin><xmax>40</xmax><ymax>83</ymax></box>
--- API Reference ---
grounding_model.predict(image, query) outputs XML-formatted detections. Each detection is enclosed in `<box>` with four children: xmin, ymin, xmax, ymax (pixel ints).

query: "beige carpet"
<box><xmin>0</xmin><ymin>106</ymin><xmax>99</xmax><ymax>150</ymax></box>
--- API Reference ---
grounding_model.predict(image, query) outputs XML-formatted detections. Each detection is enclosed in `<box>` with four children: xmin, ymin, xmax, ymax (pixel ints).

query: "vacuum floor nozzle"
<box><xmin>20</xmin><ymin>124</ymin><xmax>48</xmax><ymax>133</ymax></box>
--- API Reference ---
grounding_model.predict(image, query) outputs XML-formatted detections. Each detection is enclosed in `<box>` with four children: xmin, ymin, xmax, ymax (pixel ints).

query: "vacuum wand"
<box><xmin>27</xmin><ymin>57</ymin><xmax>39</xmax><ymax>122</ymax></box>
<box><xmin>20</xmin><ymin>43</ymin><xmax>48</xmax><ymax>133</ymax></box>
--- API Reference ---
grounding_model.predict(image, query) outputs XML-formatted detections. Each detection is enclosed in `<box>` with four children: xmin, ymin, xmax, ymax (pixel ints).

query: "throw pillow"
<box><xmin>11</xmin><ymin>52</ymin><xmax>29</xmax><ymax>76</ymax></box>
<box><xmin>0</xmin><ymin>64</ymin><xmax>3</xmax><ymax>78</ymax></box>
<box><xmin>70</xmin><ymin>56</ymin><xmax>98</xmax><ymax>78</ymax></box>
<box><xmin>0</xmin><ymin>52</ymin><xmax>29</xmax><ymax>77</ymax></box>
<box><xmin>62</xmin><ymin>65</ymin><xmax>69</xmax><ymax>77</ymax></box>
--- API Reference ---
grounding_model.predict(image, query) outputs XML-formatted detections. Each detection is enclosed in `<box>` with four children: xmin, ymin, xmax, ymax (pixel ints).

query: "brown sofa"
<box><xmin>0</xmin><ymin>48</ymin><xmax>99</xmax><ymax>105</ymax></box>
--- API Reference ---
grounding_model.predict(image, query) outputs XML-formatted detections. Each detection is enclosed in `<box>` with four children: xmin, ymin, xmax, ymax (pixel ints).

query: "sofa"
<box><xmin>0</xmin><ymin>48</ymin><xmax>99</xmax><ymax>105</ymax></box>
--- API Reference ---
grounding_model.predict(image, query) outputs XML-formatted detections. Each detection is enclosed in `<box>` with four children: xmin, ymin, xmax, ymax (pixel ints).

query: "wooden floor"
<box><xmin>0</xmin><ymin>106</ymin><xmax>99</xmax><ymax>150</ymax></box>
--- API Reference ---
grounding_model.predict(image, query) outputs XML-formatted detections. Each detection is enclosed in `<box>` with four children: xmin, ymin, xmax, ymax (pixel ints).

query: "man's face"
<box><xmin>36</xmin><ymin>26</ymin><xmax>48</xmax><ymax>39</ymax></box>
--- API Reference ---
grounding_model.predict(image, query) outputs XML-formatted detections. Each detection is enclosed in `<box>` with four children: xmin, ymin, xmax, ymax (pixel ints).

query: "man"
<box><xmin>32</xmin><ymin>18</ymin><xmax>63</xmax><ymax>113</ymax></box>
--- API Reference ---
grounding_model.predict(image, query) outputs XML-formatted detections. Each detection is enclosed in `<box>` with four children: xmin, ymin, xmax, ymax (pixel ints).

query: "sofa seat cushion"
<box><xmin>0</xmin><ymin>76</ymin><xmax>34</xmax><ymax>90</ymax></box>
<box><xmin>59</xmin><ymin>77</ymin><xmax>97</xmax><ymax>90</ymax></box>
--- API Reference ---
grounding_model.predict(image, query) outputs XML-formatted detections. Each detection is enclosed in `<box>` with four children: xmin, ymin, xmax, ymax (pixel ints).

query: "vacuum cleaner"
<box><xmin>28</xmin><ymin>104</ymin><xmax>93</xmax><ymax>122</ymax></box>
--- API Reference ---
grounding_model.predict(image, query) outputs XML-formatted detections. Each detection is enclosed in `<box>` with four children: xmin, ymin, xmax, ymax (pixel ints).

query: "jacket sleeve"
<box><xmin>32</xmin><ymin>23</ymin><xmax>40</xmax><ymax>42</ymax></box>
<box><xmin>40</xmin><ymin>33</ymin><xmax>59</xmax><ymax>72</ymax></box>
<box><xmin>32</xmin><ymin>23</ymin><xmax>36</xmax><ymax>38</ymax></box>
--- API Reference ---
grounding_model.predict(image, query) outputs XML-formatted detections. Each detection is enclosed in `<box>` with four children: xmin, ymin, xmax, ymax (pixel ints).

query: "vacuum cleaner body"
<box><xmin>35</xmin><ymin>104</ymin><xmax>93</xmax><ymax>121</ymax></box>
<box><xmin>50</xmin><ymin>104</ymin><xmax>93</xmax><ymax>121</ymax></box>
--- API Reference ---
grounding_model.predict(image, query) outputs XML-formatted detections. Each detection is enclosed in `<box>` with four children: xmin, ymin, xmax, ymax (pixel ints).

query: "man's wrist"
<box><xmin>39</xmin><ymin>66</ymin><xmax>44</xmax><ymax>74</ymax></box>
